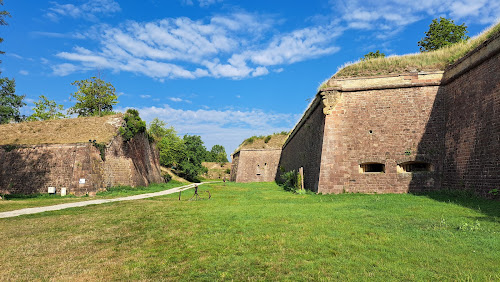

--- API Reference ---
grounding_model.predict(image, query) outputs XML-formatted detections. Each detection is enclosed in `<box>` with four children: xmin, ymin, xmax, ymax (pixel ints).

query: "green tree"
<box><xmin>67</xmin><ymin>76</ymin><xmax>118</xmax><ymax>117</ymax></box>
<box><xmin>361</xmin><ymin>50</ymin><xmax>385</xmax><ymax>61</ymax></box>
<box><xmin>119</xmin><ymin>109</ymin><xmax>146</xmax><ymax>141</ymax></box>
<box><xmin>209</xmin><ymin>144</ymin><xmax>228</xmax><ymax>163</ymax></box>
<box><xmin>147</xmin><ymin>118</ymin><xmax>186</xmax><ymax>167</ymax></box>
<box><xmin>178</xmin><ymin>135</ymin><xmax>208</xmax><ymax>182</ymax></box>
<box><xmin>27</xmin><ymin>95</ymin><xmax>66</xmax><ymax>121</ymax></box>
<box><xmin>418</xmin><ymin>17</ymin><xmax>469</xmax><ymax>52</ymax></box>
<box><xmin>0</xmin><ymin>0</ymin><xmax>11</xmax><ymax>54</ymax></box>
<box><xmin>0</xmin><ymin>77</ymin><xmax>25</xmax><ymax>124</ymax></box>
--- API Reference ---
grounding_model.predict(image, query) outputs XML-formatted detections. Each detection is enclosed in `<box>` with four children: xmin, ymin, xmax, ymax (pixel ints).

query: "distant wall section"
<box><xmin>231</xmin><ymin>149</ymin><xmax>281</xmax><ymax>182</ymax></box>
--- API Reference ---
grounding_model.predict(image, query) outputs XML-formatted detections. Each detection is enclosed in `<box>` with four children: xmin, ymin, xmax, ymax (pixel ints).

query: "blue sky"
<box><xmin>2</xmin><ymin>0</ymin><xmax>499</xmax><ymax>157</ymax></box>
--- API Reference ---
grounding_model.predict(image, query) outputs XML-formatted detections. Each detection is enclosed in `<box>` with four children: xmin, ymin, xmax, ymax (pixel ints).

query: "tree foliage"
<box><xmin>27</xmin><ymin>95</ymin><xmax>66</xmax><ymax>121</ymax></box>
<box><xmin>208</xmin><ymin>144</ymin><xmax>228</xmax><ymax>163</ymax></box>
<box><xmin>119</xmin><ymin>109</ymin><xmax>146</xmax><ymax>141</ymax></box>
<box><xmin>362</xmin><ymin>50</ymin><xmax>385</xmax><ymax>61</ymax></box>
<box><xmin>418</xmin><ymin>17</ymin><xmax>469</xmax><ymax>52</ymax></box>
<box><xmin>68</xmin><ymin>77</ymin><xmax>118</xmax><ymax>117</ymax></box>
<box><xmin>0</xmin><ymin>77</ymin><xmax>25</xmax><ymax>124</ymax></box>
<box><xmin>0</xmin><ymin>0</ymin><xmax>11</xmax><ymax>54</ymax></box>
<box><xmin>178</xmin><ymin>135</ymin><xmax>208</xmax><ymax>182</ymax></box>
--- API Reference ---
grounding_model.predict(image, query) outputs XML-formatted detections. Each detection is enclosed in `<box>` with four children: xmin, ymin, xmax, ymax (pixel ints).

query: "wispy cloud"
<box><xmin>333</xmin><ymin>0</ymin><xmax>500</xmax><ymax>34</ymax></box>
<box><xmin>52</xmin><ymin>12</ymin><xmax>343</xmax><ymax>79</ymax></box>
<box><xmin>31</xmin><ymin>31</ymin><xmax>86</xmax><ymax>39</ymax></box>
<box><xmin>117</xmin><ymin>104</ymin><xmax>298</xmax><ymax>154</ymax></box>
<box><xmin>46</xmin><ymin>0</ymin><xmax>121</xmax><ymax>22</ymax></box>
<box><xmin>19</xmin><ymin>70</ymin><xmax>29</xmax><ymax>75</ymax></box>
<box><xmin>140</xmin><ymin>95</ymin><xmax>151</xmax><ymax>99</ymax></box>
<box><xmin>181</xmin><ymin>0</ymin><xmax>223</xmax><ymax>8</ymax></box>
<box><xmin>168</xmin><ymin>97</ymin><xmax>192</xmax><ymax>103</ymax></box>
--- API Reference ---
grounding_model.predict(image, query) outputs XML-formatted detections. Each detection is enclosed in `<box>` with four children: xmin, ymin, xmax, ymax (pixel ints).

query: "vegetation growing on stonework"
<box><xmin>361</xmin><ymin>50</ymin><xmax>385</xmax><ymax>61</ymax></box>
<box><xmin>119</xmin><ymin>109</ymin><xmax>146</xmax><ymax>142</ymax></box>
<box><xmin>329</xmin><ymin>21</ymin><xmax>500</xmax><ymax>80</ymax></box>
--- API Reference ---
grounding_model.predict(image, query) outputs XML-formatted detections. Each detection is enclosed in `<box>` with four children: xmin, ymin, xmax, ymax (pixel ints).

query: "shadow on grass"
<box><xmin>413</xmin><ymin>190</ymin><xmax>500</xmax><ymax>223</ymax></box>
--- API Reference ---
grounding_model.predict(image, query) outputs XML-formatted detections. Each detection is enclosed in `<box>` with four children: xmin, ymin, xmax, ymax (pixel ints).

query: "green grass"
<box><xmin>0</xmin><ymin>180</ymin><xmax>186</xmax><ymax>212</ymax></box>
<box><xmin>324</xmin><ymin>21</ymin><xmax>500</xmax><ymax>83</ymax></box>
<box><xmin>0</xmin><ymin>182</ymin><xmax>499</xmax><ymax>280</ymax></box>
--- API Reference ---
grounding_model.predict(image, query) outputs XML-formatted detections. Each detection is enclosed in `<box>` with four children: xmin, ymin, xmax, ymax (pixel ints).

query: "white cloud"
<box><xmin>46</xmin><ymin>0</ymin><xmax>121</xmax><ymax>21</ymax></box>
<box><xmin>168</xmin><ymin>97</ymin><xmax>192</xmax><ymax>103</ymax></box>
<box><xmin>19</xmin><ymin>70</ymin><xmax>29</xmax><ymax>75</ymax></box>
<box><xmin>332</xmin><ymin>0</ymin><xmax>500</xmax><ymax>32</ymax></box>
<box><xmin>182</xmin><ymin>0</ymin><xmax>222</xmax><ymax>7</ymax></box>
<box><xmin>52</xmin><ymin>13</ymin><xmax>343</xmax><ymax>79</ymax></box>
<box><xmin>117</xmin><ymin>104</ymin><xmax>298</xmax><ymax>155</ymax></box>
<box><xmin>51</xmin><ymin>63</ymin><xmax>83</xmax><ymax>76</ymax></box>
<box><xmin>140</xmin><ymin>95</ymin><xmax>151</xmax><ymax>99</ymax></box>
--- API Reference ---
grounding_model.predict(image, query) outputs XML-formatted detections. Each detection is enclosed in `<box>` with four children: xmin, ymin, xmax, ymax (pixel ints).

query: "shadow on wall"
<box><xmin>0</xmin><ymin>147</ymin><xmax>52</xmax><ymax>195</ymax></box>
<box><xmin>276</xmin><ymin>103</ymin><xmax>326</xmax><ymax>192</ymax></box>
<box><xmin>407</xmin><ymin>86</ymin><xmax>446</xmax><ymax>194</ymax></box>
<box><xmin>411</xmin><ymin>50</ymin><xmax>500</xmax><ymax>198</ymax></box>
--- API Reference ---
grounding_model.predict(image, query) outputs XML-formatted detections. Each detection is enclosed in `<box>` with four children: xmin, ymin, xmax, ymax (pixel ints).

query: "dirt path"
<box><xmin>0</xmin><ymin>182</ymin><xmax>212</xmax><ymax>219</ymax></box>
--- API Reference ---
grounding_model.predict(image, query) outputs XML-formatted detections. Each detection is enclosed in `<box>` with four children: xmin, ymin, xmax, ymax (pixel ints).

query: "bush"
<box><xmin>279</xmin><ymin>170</ymin><xmax>301</xmax><ymax>192</ymax></box>
<box><xmin>119</xmin><ymin>109</ymin><xmax>146</xmax><ymax>141</ymax></box>
<box><xmin>264</xmin><ymin>135</ymin><xmax>271</xmax><ymax>143</ymax></box>
<box><xmin>163</xmin><ymin>173</ymin><xmax>172</xmax><ymax>183</ymax></box>
<box><xmin>225</xmin><ymin>168</ymin><xmax>231</xmax><ymax>174</ymax></box>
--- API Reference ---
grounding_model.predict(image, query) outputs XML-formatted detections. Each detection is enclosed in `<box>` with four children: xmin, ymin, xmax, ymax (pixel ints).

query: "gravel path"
<box><xmin>0</xmin><ymin>182</ymin><xmax>211</xmax><ymax>219</ymax></box>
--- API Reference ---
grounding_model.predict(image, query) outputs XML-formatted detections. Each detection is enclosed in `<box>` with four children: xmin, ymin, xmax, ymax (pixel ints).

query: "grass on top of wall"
<box><xmin>0</xmin><ymin>180</ymin><xmax>186</xmax><ymax>213</ymax></box>
<box><xmin>323</xmin><ymin>21</ymin><xmax>500</xmax><ymax>84</ymax></box>
<box><xmin>1</xmin><ymin>182</ymin><xmax>498</xmax><ymax>281</ymax></box>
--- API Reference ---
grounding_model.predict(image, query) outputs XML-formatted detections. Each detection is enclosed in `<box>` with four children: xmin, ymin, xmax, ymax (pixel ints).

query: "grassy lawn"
<box><xmin>0</xmin><ymin>180</ymin><xmax>187</xmax><ymax>213</ymax></box>
<box><xmin>0</xmin><ymin>182</ymin><xmax>498</xmax><ymax>280</ymax></box>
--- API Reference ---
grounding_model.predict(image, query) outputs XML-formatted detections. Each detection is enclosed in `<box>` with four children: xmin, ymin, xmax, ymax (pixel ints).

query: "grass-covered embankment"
<box><xmin>0</xmin><ymin>182</ymin><xmax>498</xmax><ymax>280</ymax></box>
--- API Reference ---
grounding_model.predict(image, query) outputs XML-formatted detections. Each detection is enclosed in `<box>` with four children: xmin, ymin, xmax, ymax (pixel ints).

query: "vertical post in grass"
<box><xmin>179</xmin><ymin>190</ymin><xmax>181</xmax><ymax>201</ymax></box>
<box><xmin>299</xmin><ymin>167</ymin><xmax>304</xmax><ymax>190</ymax></box>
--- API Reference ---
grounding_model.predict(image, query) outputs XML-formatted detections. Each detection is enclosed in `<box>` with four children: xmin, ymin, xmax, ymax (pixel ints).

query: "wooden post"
<box><xmin>299</xmin><ymin>167</ymin><xmax>304</xmax><ymax>190</ymax></box>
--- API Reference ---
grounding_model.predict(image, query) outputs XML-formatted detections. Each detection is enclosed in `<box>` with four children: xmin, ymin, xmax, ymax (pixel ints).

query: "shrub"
<box><xmin>163</xmin><ymin>173</ymin><xmax>172</xmax><ymax>183</ymax></box>
<box><xmin>119</xmin><ymin>109</ymin><xmax>146</xmax><ymax>142</ymax></box>
<box><xmin>225</xmin><ymin>168</ymin><xmax>231</xmax><ymax>174</ymax></box>
<box><xmin>264</xmin><ymin>135</ymin><xmax>271</xmax><ymax>143</ymax></box>
<box><xmin>279</xmin><ymin>170</ymin><xmax>301</xmax><ymax>192</ymax></box>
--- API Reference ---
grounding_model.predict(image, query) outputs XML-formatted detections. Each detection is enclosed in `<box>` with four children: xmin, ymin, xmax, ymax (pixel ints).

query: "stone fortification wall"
<box><xmin>231</xmin><ymin>149</ymin><xmax>281</xmax><ymax>182</ymax></box>
<box><xmin>318</xmin><ymin>74</ymin><xmax>445</xmax><ymax>194</ymax></box>
<box><xmin>0</xmin><ymin>132</ymin><xmax>163</xmax><ymax>195</ymax></box>
<box><xmin>281</xmin><ymin>72</ymin><xmax>445</xmax><ymax>194</ymax></box>
<box><xmin>277</xmin><ymin>99</ymin><xmax>325</xmax><ymax>192</ymax></box>
<box><xmin>438</xmin><ymin>33</ymin><xmax>500</xmax><ymax>196</ymax></box>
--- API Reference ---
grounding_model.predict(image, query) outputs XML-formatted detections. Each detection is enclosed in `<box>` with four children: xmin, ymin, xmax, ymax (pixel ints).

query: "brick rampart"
<box><xmin>438</xmin><ymin>33</ymin><xmax>500</xmax><ymax>195</ymax></box>
<box><xmin>0</xmin><ymin>132</ymin><xmax>163</xmax><ymax>195</ymax></box>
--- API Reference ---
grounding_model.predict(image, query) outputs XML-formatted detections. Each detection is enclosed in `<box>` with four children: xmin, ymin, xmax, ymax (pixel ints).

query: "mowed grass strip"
<box><xmin>0</xmin><ymin>182</ymin><xmax>498</xmax><ymax>280</ymax></box>
<box><xmin>0</xmin><ymin>180</ymin><xmax>187</xmax><ymax>212</ymax></box>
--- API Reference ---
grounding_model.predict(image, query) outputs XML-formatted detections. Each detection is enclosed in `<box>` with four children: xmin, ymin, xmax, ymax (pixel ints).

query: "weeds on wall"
<box><xmin>90</xmin><ymin>140</ymin><xmax>106</xmax><ymax>161</ymax></box>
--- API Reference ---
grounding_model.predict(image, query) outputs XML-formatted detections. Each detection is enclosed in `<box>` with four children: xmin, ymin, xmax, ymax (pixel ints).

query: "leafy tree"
<box><xmin>418</xmin><ymin>17</ymin><xmax>469</xmax><ymax>52</ymax></box>
<box><xmin>147</xmin><ymin>118</ymin><xmax>186</xmax><ymax>167</ymax></box>
<box><xmin>362</xmin><ymin>50</ymin><xmax>385</xmax><ymax>61</ymax></box>
<box><xmin>0</xmin><ymin>0</ymin><xmax>11</xmax><ymax>55</ymax></box>
<box><xmin>209</xmin><ymin>144</ymin><xmax>228</xmax><ymax>163</ymax></box>
<box><xmin>0</xmin><ymin>77</ymin><xmax>25</xmax><ymax>124</ymax></box>
<box><xmin>119</xmin><ymin>109</ymin><xmax>146</xmax><ymax>141</ymax></box>
<box><xmin>178</xmin><ymin>135</ymin><xmax>208</xmax><ymax>182</ymax></box>
<box><xmin>27</xmin><ymin>95</ymin><xmax>66</xmax><ymax>121</ymax></box>
<box><xmin>67</xmin><ymin>76</ymin><xmax>118</xmax><ymax>117</ymax></box>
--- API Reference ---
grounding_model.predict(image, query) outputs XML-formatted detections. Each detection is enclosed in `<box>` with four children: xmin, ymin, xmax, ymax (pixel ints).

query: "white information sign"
<box><xmin>79</xmin><ymin>178</ymin><xmax>86</xmax><ymax>184</ymax></box>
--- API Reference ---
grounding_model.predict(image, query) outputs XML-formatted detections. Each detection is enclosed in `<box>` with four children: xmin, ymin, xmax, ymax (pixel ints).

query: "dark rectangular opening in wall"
<box><xmin>359</xmin><ymin>163</ymin><xmax>385</xmax><ymax>173</ymax></box>
<box><xmin>398</xmin><ymin>161</ymin><xmax>432</xmax><ymax>173</ymax></box>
